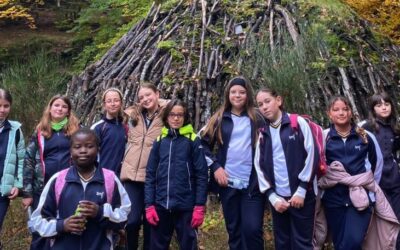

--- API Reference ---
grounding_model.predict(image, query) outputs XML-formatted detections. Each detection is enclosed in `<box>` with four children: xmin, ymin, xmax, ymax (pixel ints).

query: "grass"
<box><xmin>1</xmin><ymin>197</ymin><xmax>275</xmax><ymax>249</ymax></box>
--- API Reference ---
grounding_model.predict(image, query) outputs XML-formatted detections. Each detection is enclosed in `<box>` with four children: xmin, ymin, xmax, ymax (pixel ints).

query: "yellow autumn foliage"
<box><xmin>344</xmin><ymin>0</ymin><xmax>400</xmax><ymax>44</ymax></box>
<box><xmin>0</xmin><ymin>0</ymin><xmax>45</xmax><ymax>29</ymax></box>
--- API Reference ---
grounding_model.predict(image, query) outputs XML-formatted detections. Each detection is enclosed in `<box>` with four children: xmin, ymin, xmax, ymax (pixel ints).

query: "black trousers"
<box><xmin>150</xmin><ymin>207</ymin><xmax>197</xmax><ymax>250</ymax></box>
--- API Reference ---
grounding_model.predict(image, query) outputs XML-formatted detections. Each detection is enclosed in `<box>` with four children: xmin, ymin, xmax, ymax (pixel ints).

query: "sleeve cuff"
<box><xmin>294</xmin><ymin>186</ymin><xmax>307</xmax><ymax>199</ymax></box>
<box><xmin>298</xmin><ymin>181</ymin><xmax>308</xmax><ymax>190</ymax></box>
<box><xmin>56</xmin><ymin>219</ymin><xmax>64</xmax><ymax>233</ymax></box>
<box><xmin>210</xmin><ymin>162</ymin><xmax>222</xmax><ymax>173</ymax></box>
<box><xmin>268</xmin><ymin>192</ymin><xmax>283</xmax><ymax>206</ymax></box>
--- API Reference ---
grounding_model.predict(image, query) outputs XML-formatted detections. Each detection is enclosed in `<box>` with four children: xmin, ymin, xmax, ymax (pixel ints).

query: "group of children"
<box><xmin>0</xmin><ymin>74</ymin><xmax>399</xmax><ymax>250</ymax></box>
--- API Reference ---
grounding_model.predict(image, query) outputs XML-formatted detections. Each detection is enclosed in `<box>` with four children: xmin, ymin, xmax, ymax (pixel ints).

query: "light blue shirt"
<box><xmin>225</xmin><ymin>114</ymin><xmax>252</xmax><ymax>184</ymax></box>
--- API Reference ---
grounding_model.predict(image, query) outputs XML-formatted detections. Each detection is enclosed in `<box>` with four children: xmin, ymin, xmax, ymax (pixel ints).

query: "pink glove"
<box><xmin>145</xmin><ymin>206</ymin><xmax>159</xmax><ymax>226</ymax></box>
<box><xmin>191</xmin><ymin>206</ymin><xmax>205</xmax><ymax>228</ymax></box>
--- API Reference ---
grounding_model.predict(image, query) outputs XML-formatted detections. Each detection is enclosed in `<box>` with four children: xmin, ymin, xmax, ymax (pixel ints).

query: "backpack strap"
<box><xmin>55</xmin><ymin>168</ymin><xmax>69</xmax><ymax>207</ymax></box>
<box><xmin>37</xmin><ymin>129</ymin><xmax>46</xmax><ymax>178</ymax></box>
<box><xmin>102</xmin><ymin>168</ymin><xmax>115</xmax><ymax>204</ymax></box>
<box><xmin>289</xmin><ymin>114</ymin><xmax>299</xmax><ymax>132</ymax></box>
<box><xmin>55</xmin><ymin>168</ymin><xmax>115</xmax><ymax>207</ymax></box>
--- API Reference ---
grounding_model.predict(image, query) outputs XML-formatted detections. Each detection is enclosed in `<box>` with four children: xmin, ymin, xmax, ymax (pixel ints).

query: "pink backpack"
<box><xmin>289</xmin><ymin>114</ymin><xmax>327</xmax><ymax>178</ymax></box>
<box><xmin>54</xmin><ymin>167</ymin><xmax>116</xmax><ymax>206</ymax></box>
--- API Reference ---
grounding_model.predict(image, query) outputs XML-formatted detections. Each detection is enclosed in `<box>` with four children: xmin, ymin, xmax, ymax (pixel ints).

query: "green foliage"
<box><xmin>0</xmin><ymin>50</ymin><xmax>69</xmax><ymax>133</ymax></box>
<box><xmin>71</xmin><ymin>0</ymin><xmax>152</xmax><ymax>71</ymax></box>
<box><xmin>157</xmin><ymin>40</ymin><xmax>177</xmax><ymax>50</ymax></box>
<box><xmin>222</xmin><ymin>0</ymin><xmax>266</xmax><ymax>21</ymax></box>
<box><xmin>236</xmin><ymin>30</ymin><xmax>313</xmax><ymax>111</ymax></box>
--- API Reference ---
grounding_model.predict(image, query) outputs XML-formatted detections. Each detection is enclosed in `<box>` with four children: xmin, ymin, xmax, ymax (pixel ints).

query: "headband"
<box><xmin>230</xmin><ymin>78</ymin><xmax>246</xmax><ymax>89</ymax></box>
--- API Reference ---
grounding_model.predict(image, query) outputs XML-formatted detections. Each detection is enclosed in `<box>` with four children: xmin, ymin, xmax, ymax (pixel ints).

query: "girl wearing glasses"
<box><xmin>91</xmin><ymin>88</ymin><xmax>127</xmax><ymax>176</ymax></box>
<box><xmin>144</xmin><ymin>99</ymin><xmax>208</xmax><ymax>250</ymax></box>
<box><xmin>200</xmin><ymin>76</ymin><xmax>266</xmax><ymax>250</ymax></box>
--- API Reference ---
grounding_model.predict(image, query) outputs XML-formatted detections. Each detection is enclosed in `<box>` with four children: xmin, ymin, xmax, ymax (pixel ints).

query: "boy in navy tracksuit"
<box><xmin>29</xmin><ymin>128</ymin><xmax>131</xmax><ymax>250</ymax></box>
<box><xmin>145</xmin><ymin>100</ymin><xmax>208</xmax><ymax>250</ymax></box>
<box><xmin>255</xmin><ymin>88</ymin><xmax>317</xmax><ymax>249</ymax></box>
<box><xmin>91</xmin><ymin>88</ymin><xmax>126</xmax><ymax>176</ymax></box>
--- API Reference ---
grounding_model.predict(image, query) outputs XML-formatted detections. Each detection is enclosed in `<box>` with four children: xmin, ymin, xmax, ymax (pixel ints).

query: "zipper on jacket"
<box><xmin>186</xmin><ymin>162</ymin><xmax>192</xmax><ymax>191</ymax></box>
<box><xmin>167</xmin><ymin>139</ymin><xmax>173</xmax><ymax>209</ymax></box>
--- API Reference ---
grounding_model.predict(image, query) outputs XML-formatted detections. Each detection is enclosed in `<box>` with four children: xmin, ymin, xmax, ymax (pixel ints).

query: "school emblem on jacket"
<box><xmin>96</xmin><ymin>191</ymin><xmax>104</xmax><ymax>199</ymax></box>
<box><xmin>289</xmin><ymin>134</ymin><xmax>296</xmax><ymax>140</ymax></box>
<box><xmin>354</xmin><ymin>145</ymin><xmax>361</xmax><ymax>151</ymax></box>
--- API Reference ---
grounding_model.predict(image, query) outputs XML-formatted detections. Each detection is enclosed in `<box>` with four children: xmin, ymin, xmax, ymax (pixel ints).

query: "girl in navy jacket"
<box><xmin>200</xmin><ymin>77</ymin><xmax>266</xmax><ymax>250</ymax></box>
<box><xmin>362</xmin><ymin>92</ymin><xmax>400</xmax><ymax>249</ymax></box>
<box><xmin>91</xmin><ymin>88</ymin><xmax>127</xmax><ymax>176</ymax></box>
<box><xmin>145</xmin><ymin>99</ymin><xmax>208</xmax><ymax>250</ymax></box>
<box><xmin>254</xmin><ymin>88</ymin><xmax>317</xmax><ymax>249</ymax></box>
<box><xmin>29</xmin><ymin>128</ymin><xmax>131</xmax><ymax>250</ymax></box>
<box><xmin>22</xmin><ymin>94</ymin><xmax>80</xmax><ymax>250</ymax></box>
<box><xmin>322</xmin><ymin>96</ymin><xmax>382</xmax><ymax>250</ymax></box>
<box><xmin>0</xmin><ymin>89</ymin><xmax>25</xmax><ymax>246</ymax></box>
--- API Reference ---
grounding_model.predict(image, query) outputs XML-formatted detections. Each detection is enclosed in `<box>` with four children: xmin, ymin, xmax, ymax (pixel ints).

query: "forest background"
<box><xmin>0</xmin><ymin>0</ymin><xmax>399</xmax><ymax>249</ymax></box>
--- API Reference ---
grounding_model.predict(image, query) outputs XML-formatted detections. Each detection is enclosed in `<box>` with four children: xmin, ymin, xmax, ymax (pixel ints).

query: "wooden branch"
<box><xmin>274</xmin><ymin>4</ymin><xmax>300</xmax><ymax>47</ymax></box>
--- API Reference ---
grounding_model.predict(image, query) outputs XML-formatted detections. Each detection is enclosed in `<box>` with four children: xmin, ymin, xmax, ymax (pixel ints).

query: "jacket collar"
<box><xmin>66</xmin><ymin>163</ymin><xmax>104</xmax><ymax>184</ymax></box>
<box><xmin>329</xmin><ymin>123</ymin><xmax>357</xmax><ymax>138</ymax></box>
<box><xmin>161</xmin><ymin>124</ymin><xmax>194</xmax><ymax>138</ymax></box>
<box><xmin>102</xmin><ymin>114</ymin><xmax>123</xmax><ymax>124</ymax></box>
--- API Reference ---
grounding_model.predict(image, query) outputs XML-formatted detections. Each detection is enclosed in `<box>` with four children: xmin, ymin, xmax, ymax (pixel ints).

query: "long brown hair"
<box><xmin>130</xmin><ymin>82</ymin><xmax>160</xmax><ymax>127</ymax></box>
<box><xmin>37</xmin><ymin>95</ymin><xmax>80</xmax><ymax>139</ymax></box>
<box><xmin>327</xmin><ymin>95</ymin><xmax>368</xmax><ymax>143</ymax></box>
<box><xmin>201</xmin><ymin>76</ymin><xmax>257</xmax><ymax>145</ymax></box>
<box><xmin>368</xmin><ymin>92</ymin><xmax>400</xmax><ymax>135</ymax></box>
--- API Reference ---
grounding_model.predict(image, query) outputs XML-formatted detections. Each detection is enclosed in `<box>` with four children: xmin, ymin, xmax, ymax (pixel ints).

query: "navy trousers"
<box><xmin>150</xmin><ymin>207</ymin><xmax>197</xmax><ymax>250</ymax></box>
<box><xmin>124</xmin><ymin>181</ymin><xmax>150</xmax><ymax>250</ymax></box>
<box><xmin>219</xmin><ymin>186</ymin><xmax>265</xmax><ymax>250</ymax></box>
<box><xmin>30</xmin><ymin>193</ymin><xmax>49</xmax><ymax>250</ymax></box>
<box><xmin>270</xmin><ymin>192</ymin><xmax>315</xmax><ymax>250</ymax></box>
<box><xmin>382</xmin><ymin>187</ymin><xmax>400</xmax><ymax>250</ymax></box>
<box><xmin>0</xmin><ymin>194</ymin><xmax>10</xmax><ymax>232</ymax></box>
<box><xmin>325</xmin><ymin>205</ymin><xmax>372</xmax><ymax>250</ymax></box>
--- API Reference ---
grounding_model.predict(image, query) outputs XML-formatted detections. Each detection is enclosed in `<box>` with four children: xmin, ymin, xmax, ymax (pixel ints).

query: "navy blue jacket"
<box><xmin>363</xmin><ymin>120</ymin><xmax>400</xmax><ymax>189</ymax></box>
<box><xmin>322</xmin><ymin>125</ymin><xmax>379</xmax><ymax>208</ymax></box>
<box><xmin>257</xmin><ymin>113</ymin><xmax>318</xmax><ymax>197</ymax></box>
<box><xmin>91</xmin><ymin>116</ymin><xmax>126</xmax><ymax>176</ymax></box>
<box><xmin>31</xmin><ymin>165</ymin><xmax>130</xmax><ymax>250</ymax></box>
<box><xmin>43</xmin><ymin>131</ymin><xmax>71</xmax><ymax>183</ymax></box>
<box><xmin>201</xmin><ymin>110</ymin><xmax>266</xmax><ymax>194</ymax></box>
<box><xmin>145</xmin><ymin>124</ymin><xmax>208</xmax><ymax>210</ymax></box>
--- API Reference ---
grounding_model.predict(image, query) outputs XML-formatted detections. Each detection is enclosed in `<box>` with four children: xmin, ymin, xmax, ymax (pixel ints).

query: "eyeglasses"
<box><xmin>104</xmin><ymin>99</ymin><xmax>121</xmax><ymax>104</ymax></box>
<box><xmin>168</xmin><ymin>113</ymin><xmax>184</xmax><ymax>119</ymax></box>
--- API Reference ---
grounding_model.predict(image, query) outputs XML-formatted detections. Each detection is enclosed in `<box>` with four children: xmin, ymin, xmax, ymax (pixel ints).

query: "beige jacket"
<box><xmin>314</xmin><ymin>161</ymin><xmax>399</xmax><ymax>250</ymax></box>
<box><xmin>120</xmin><ymin>99</ymin><xmax>168</xmax><ymax>182</ymax></box>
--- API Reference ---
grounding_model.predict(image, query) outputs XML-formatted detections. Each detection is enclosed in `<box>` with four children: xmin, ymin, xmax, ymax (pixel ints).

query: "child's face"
<box><xmin>71</xmin><ymin>133</ymin><xmax>98</xmax><ymax>169</ymax></box>
<box><xmin>256</xmin><ymin>91</ymin><xmax>282</xmax><ymax>122</ymax></box>
<box><xmin>103</xmin><ymin>91</ymin><xmax>122</xmax><ymax>118</ymax></box>
<box><xmin>167</xmin><ymin>105</ymin><xmax>185</xmax><ymax>129</ymax></box>
<box><xmin>50</xmin><ymin>98</ymin><xmax>69</xmax><ymax>122</ymax></box>
<box><xmin>138</xmin><ymin>87</ymin><xmax>159</xmax><ymax>112</ymax></box>
<box><xmin>328</xmin><ymin>100</ymin><xmax>352</xmax><ymax>126</ymax></box>
<box><xmin>229</xmin><ymin>85</ymin><xmax>247</xmax><ymax>112</ymax></box>
<box><xmin>0</xmin><ymin>98</ymin><xmax>11</xmax><ymax>120</ymax></box>
<box><xmin>374</xmin><ymin>99</ymin><xmax>392</xmax><ymax>120</ymax></box>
